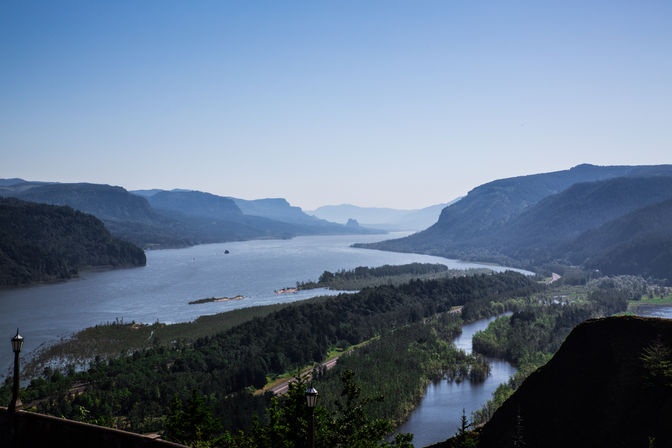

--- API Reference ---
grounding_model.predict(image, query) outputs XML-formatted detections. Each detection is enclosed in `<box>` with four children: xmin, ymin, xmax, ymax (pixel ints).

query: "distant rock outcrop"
<box><xmin>309</xmin><ymin>200</ymin><xmax>460</xmax><ymax>231</ymax></box>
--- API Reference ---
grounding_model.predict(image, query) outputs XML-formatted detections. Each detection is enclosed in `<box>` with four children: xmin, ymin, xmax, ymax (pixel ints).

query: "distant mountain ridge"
<box><xmin>1</xmin><ymin>182</ymin><xmax>190</xmax><ymax>248</ymax></box>
<box><xmin>491</xmin><ymin>176</ymin><xmax>672</xmax><ymax>258</ymax></box>
<box><xmin>0</xmin><ymin>180</ymin><xmax>381</xmax><ymax>249</ymax></box>
<box><xmin>135</xmin><ymin>189</ymin><xmax>379</xmax><ymax>235</ymax></box>
<box><xmin>309</xmin><ymin>199</ymin><xmax>460</xmax><ymax>231</ymax></box>
<box><xmin>360</xmin><ymin>164</ymin><xmax>672</xmax><ymax>279</ymax></box>
<box><xmin>147</xmin><ymin>190</ymin><xmax>243</xmax><ymax>220</ymax></box>
<box><xmin>232</xmin><ymin>197</ymin><xmax>324</xmax><ymax>226</ymax></box>
<box><xmin>15</xmin><ymin>183</ymin><xmax>159</xmax><ymax>222</ymax></box>
<box><xmin>426</xmin><ymin>163</ymin><xmax>672</xmax><ymax>245</ymax></box>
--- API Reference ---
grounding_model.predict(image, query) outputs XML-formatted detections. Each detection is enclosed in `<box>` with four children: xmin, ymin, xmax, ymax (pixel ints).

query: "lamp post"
<box><xmin>305</xmin><ymin>386</ymin><xmax>318</xmax><ymax>448</ymax></box>
<box><xmin>9</xmin><ymin>329</ymin><xmax>23</xmax><ymax>413</ymax></box>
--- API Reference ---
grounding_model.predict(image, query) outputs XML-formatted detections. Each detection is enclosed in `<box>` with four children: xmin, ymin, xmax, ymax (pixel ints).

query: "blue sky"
<box><xmin>1</xmin><ymin>1</ymin><xmax>670</xmax><ymax>209</ymax></box>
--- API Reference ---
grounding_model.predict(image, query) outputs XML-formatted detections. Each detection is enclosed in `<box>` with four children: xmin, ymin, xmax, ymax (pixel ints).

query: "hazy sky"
<box><xmin>1</xmin><ymin>1</ymin><xmax>670</xmax><ymax>210</ymax></box>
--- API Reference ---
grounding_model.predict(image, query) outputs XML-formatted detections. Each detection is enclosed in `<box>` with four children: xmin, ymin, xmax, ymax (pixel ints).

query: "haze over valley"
<box><xmin>2</xmin><ymin>1</ymin><xmax>672</xmax><ymax>447</ymax></box>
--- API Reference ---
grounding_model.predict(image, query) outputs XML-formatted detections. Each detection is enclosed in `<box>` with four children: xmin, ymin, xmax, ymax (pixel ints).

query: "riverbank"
<box><xmin>627</xmin><ymin>293</ymin><xmax>672</xmax><ymax>317</ymax></box>
<box><xmin>392</xmin><ymin>315</ymin><xmax>516</xmax><ymax>447</ymax></box>
<box><xmin>4</xmin><ymin>232</ymin><xmax>529</xmax><ymax>374</ymax></box>
<box><xmin>22</xmin><ymin>297</ymin><xmax>333</xmax><ymax>378</ymax></box>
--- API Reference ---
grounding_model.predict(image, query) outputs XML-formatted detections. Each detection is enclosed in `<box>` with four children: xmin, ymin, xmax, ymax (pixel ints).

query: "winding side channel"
<box><xmin>394</xmin><ymin>315</ymin><xmax>516</xmax><ymax>448</ymax></box>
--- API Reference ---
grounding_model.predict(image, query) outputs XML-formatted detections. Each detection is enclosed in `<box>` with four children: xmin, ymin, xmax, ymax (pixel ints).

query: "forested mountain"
<box><xmin>565</xmin><ymin>198</ymin><xmax>672</xmax><ymax>278</ymax></box>
<box><xmin>489</xmin><ymin>176</ymin><xmax>672</xmax><ymax>260</ymax></box>
<box><xmin>478</xmin><ymin>316</ymin><xmax>672</xmax><ymax>448</ymax></box>
<box><xmin>134</xmin><ymin>189</ymin><xmax>344</xmax><ymax>227</ymax></box>
<box><xmin>0</xmin><ymin>178</ymin><xmax>25</xmax><ymax>186</ymax></box>
<box><xmin>140</xmin><ymin>189</ymin><xmax>380</xmax><ymax>235</ymax></box>
<box><xmin>147</xmin><ymin>190</ymin><xmax>243</xmax><ymax>220</ymax></box>
<box><xmin>0</xmin><ymin>197</ymin><xmax>145</xmax><ymax>287</ymax></box>
<box><xmin>2</xmin><ymin>182</ymin><xmax>191</xmax><ymax>248</ymax></box>
<box><xmin>14</xmin><ymin>183</ymin><xmax>159</xmax><ymax>222</ymax></box>
<box><xmin>0</xmin><ymin>178</ymin><xmax>54</xmax><ymax>194</ymax></box>
<box><xmin>361</xmin><ymin>164</ymin><xmax>672</xmax><ymax>279</ymax></box>
<box><xmin>363</xmin><ymin>164</ymin><xmax>672</xmax><ymax>254</ymax></box>
<box><xmin>0</xmin><ymin>181</ymin><xmax>379</xmax><ymax>249</ymax></box>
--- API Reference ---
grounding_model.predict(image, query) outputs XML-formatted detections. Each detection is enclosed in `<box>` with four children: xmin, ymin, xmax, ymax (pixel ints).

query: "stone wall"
<box><xmin>0</xmin><ymin>406</ymin><xmax>186</xmax><ymax>448</ymax></box>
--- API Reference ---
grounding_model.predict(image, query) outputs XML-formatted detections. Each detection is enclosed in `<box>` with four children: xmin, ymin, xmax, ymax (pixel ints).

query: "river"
<box><xmin>394</xmin><ymin>306</ymin><xmax>672</xmax><ymax>447</ymax></box>
<box><xmin>0</xmin><ymin>232</ymin><xmax>529</xmax><ymax>376</ymax></box>
<box><xmin>637</xmin><ymin>305</ymin><xmax>672</xmax><ymax>319</ymax></box>
<box><xmin>394</xmin><ymin>315</ymin><xmax>516</xmax><ymax>448</ymax></box>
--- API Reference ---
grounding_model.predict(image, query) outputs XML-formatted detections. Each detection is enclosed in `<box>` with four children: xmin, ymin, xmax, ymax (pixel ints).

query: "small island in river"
<box><xmin>189</xmin><ymin>295</ymin><xmax>244</xmax><ymax>305</ymax></box>
<box><xmin>274</xmin><ymin>287</ymin><xmax>298</xmax><ymax>294</ymax></box>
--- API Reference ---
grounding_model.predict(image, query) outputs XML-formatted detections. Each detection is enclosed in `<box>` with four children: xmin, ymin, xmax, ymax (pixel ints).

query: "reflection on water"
<box><xmin>394</xmin><ymin>315</ymin><xmax>516</xmax><ymax>448</ymax></box>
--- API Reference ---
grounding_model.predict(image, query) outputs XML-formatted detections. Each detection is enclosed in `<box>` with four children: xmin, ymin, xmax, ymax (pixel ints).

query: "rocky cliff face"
<box><xmin>478</xmin><ymin>316</ymin><xmax>672</xmax><ymax>448</ymax></box>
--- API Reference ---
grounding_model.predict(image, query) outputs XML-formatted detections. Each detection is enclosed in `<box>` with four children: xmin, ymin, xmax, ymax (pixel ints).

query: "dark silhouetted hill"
<box><xmin>0</xmin><ymin>197</ymin><xmax>146</xmax><ymax>287</ymax></box>
<box><xmin>478</xmin><ymin>316</ymin><xmax>672</xmax><ymax>448</ymax></box>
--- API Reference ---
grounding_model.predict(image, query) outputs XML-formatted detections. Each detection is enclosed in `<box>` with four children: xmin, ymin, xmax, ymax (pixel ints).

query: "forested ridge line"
<box><xmin>0</xmin><ymin>271</ymin><xmax>540</xmax><ymax>434</ymax></box>
<box><xmin>0</xmin><ymin>197</ymin><xmax>146</xmax><ymax>287</ymax></box>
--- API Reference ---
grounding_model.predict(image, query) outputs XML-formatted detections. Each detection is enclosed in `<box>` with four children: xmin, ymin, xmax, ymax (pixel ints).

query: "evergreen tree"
<box><xmin>222</xmin><ymin>370</ymin><xmax>413</xmax><ymax>447</ymax></box>
<box><xmin>165</xmin><ymin>389</ymin><xmax>221</xmax><ymax>446</ymax></box>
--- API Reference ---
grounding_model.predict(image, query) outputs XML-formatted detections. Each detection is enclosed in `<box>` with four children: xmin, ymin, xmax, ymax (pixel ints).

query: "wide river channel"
<box><xmin>0</xmin><ymin>232</ymin><xmax>529</xmax><ymax>375</ymax></box>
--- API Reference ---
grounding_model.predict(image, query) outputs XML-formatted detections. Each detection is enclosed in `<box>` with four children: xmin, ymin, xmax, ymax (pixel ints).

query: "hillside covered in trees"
<box><xmin>0</xmin><ymin>180</ymin><xmax>379</xmax><ymax>249</ymax></box>
<box><xmin>360</xmin><ymin>164</ymin><xmax>672</xmax><ymax>282</ymax></box>
<box><xmin>0</xmin><ymin>197</ymin><xmax>146</xmax><ymax>287</ymax></box>
<box><xmin>0</xmin><ymin>271</ymin><xmax>539</xmax><ymax>435</ymax></box>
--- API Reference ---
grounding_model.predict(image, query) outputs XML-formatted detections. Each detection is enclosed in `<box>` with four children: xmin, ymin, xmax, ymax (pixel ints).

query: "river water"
<box><xmin>394</xmin><ymin>315</ymin><xmax>516</xmax><ymax>448</ymax></box>
<box><xmin>637</xmin><ymin>306</ymin><xmax>672</xmax><ymax>319</ymax></box>
<box><xmin>394</xmin><ymin>306</ymin><xmax>672</xmax><ymax>447</ymax></box>
<box><xmin>0</xmin><ymin>232</ymin><xmax>528</xmax><ymax>376</ymax></box>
